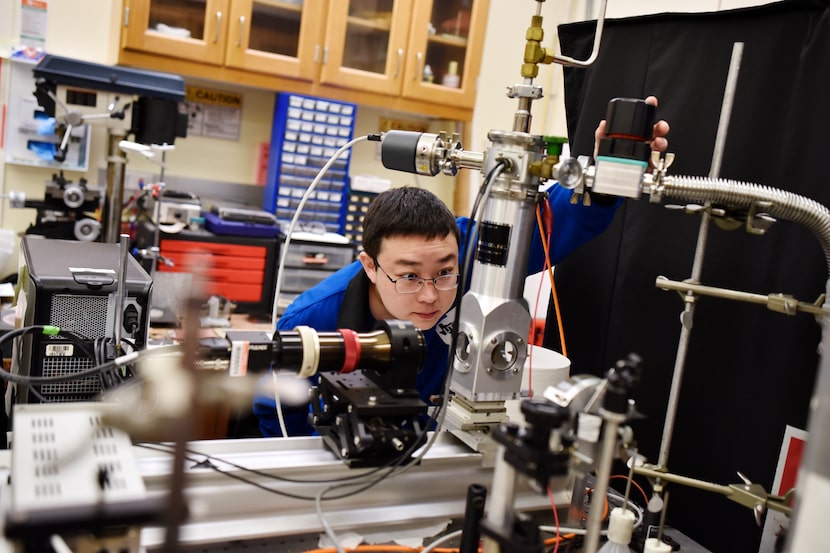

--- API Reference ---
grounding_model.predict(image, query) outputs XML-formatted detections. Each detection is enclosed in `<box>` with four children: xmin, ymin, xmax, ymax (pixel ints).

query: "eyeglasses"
<box><xmin>373</xmin><ymin>259</ymin><xmax>460</xmax><ymax>294</ymax></box>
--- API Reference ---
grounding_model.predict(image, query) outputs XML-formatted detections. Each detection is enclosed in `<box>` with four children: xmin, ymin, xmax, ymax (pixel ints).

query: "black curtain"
<box><xmin>546</xmin><ymin>1</ymin><xmax>830</xmax><ymax>551</ymax></box>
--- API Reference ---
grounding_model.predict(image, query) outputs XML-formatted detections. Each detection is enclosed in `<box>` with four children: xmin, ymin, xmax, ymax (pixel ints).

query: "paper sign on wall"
<box><xmin>185</xmin><ymin>86</ymin><xmax>243</xmax><ymax>141</ymax></box>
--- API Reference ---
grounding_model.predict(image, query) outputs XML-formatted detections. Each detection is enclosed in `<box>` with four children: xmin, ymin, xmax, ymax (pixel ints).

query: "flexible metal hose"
<box><xmin>659</xmin><ymin>175</ymin><xmax>830</xmax><ymax>275</ymax></box>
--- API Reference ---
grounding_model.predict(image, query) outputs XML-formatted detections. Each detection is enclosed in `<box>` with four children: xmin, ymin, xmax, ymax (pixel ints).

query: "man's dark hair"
<box><xmin>361</xmin><ymin>186</ymin><xmax>460</xmax><ymax>258</ymax></box>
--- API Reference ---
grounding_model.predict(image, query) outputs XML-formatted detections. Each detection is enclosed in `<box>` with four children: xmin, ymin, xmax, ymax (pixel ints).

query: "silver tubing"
<box><xmin>553</xmin><ymin>0</ymin><xmax>608</xmax><ymax>68</ymax></box>
<box><xmin>661</xmin><ymin>176</ymin><xmax>830</xmax><ymax>275</ymax></box>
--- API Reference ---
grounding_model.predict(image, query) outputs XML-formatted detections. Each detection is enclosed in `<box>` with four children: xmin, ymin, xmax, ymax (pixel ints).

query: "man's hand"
<box><xmin>594</xmin><ymin>95</ymin><xmax>670</xmax><ymax>156</ymax></box>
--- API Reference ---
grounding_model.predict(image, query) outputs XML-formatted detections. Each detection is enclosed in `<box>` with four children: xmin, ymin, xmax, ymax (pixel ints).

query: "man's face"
<box><xmin>360</xmin><ymin>233</ymin><xmax>459</xmax><ymax>331</ymax></box>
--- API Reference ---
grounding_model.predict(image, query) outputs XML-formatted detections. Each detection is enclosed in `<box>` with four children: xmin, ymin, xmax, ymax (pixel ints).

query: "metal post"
<box><xmin>103</xmin><ymin>129</ymin><xmax>128</xmax><ymax>242</ymax></box>
<box><xmin>657</xmin><ymin>42</ymin><xmax>744</xmax><ymax>468</ymax></box>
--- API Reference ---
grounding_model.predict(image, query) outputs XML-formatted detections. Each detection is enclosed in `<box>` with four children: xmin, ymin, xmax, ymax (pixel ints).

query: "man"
<box><xmin>255</xmin><ymin>100</ymin><xmax>670</xmax><ymax>436</ymax></box>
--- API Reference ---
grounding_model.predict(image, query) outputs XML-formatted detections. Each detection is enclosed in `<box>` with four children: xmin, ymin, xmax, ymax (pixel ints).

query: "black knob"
<box><xmin>521</xmin><ymin>398</ymin><xmax>569</xmax><ymax>432</ymax></box>
<box><xmin>597</xmin><ymin>98</ymin><xmax>656</xmax><ymax>163</ymax></box>
<box><xmin>605</xmin><ymin>98</ymin><xmax>656</xmax><ymax>141</ymax></box>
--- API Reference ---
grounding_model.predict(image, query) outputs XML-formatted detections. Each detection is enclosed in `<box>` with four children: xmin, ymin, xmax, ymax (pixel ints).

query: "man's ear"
<box><xmin>358</xmin><ymin>251</ymin><xmax>378</xmax><ymax>284</ymax></box>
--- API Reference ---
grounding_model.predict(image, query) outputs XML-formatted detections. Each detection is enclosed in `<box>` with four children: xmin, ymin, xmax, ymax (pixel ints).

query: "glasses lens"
<box><xmin>434</xmin><ymin>274</ymin><xmax>459</xmax><ymax>291</ymax></box>
<box><xmin>396</xmin><ymin>277</ymin><xmax>423</xmax><ymax>294</ymax></box>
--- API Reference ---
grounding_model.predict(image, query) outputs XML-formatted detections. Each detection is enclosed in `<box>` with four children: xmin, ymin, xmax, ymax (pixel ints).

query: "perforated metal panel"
<box><xmin>37</xmin><ymin>294</ymin><xmax>110</xmax><ymax>400</ymax></box>
<box><xmin>49</xmin><ymin>294</ymin><xmax>109</xmax><ymax>336</ymax></box>
<box><xmin>41</xmin><ymin>356</ymin><xmax>99</xmax><ymax>400</ymax></box>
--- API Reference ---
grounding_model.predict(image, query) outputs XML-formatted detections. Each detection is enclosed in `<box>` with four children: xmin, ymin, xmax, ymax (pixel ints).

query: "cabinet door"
<box><xmin>123</xmin><ymin>0</ymin><xmax>230</xmax><ymax>65</ymax></box>
<box><xmin>225</xmin><ymin>0</ymin><xmax>327</xmax><ymax>81</ymax></box>
<box><xmin>318</xmin><ymin>0</ymin><xmax>413</xmax><ymax>95</ymax></box>
<box><xmin>401</xmin><ymin>0</ymin><xmax>489</xmax><ymax>108</ymax></box>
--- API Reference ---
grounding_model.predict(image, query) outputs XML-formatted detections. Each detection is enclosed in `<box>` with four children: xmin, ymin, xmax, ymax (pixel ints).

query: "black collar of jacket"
<box><xmin>337</xmin><ymin>268</ymin><xmax>375</xmax><ymax>331</ymax></box>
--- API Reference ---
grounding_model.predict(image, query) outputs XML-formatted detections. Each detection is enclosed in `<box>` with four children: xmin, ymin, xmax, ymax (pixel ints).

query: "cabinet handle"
<box><xmin>394</xmin><ymin>47</ymin><xmax>403</xmax><ymax>78</ymax></box>
<box><xmin>238</xmin><ymin>15</ymin><xmax>245</xmax><ymax>47</ymax></box>
<box><xmin>123</xmin><ymin>5</ymin><xmax>130</xmax><ymax>27</ymax></box>
<box><xmin>414</xmin><ymin>52</ymin><xmax>422</xmax><ymax>82</ymax></box>
<box><xmin>314</xmin><ymin>44</ymin><xmax>320</xmax><ymax>63</ymax></box>
<box><xmin>215</xmin><ymin>11</ymin><xmax>222</xmax><ymax>43</ymax></box>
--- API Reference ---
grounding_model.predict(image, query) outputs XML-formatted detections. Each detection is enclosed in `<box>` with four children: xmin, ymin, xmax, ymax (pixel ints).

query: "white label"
<box><xmin>45</xmin><ymin>344</ymin><xmax>74</xmax><ymax>357</ymax></box>
<box><xmin>229</xmin><ymin>341</ymin><xmax>248</xmax><ymax>377</ymax></box>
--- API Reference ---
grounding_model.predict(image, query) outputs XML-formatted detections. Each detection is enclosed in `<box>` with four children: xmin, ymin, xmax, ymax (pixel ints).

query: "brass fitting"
<box><xmin>521</xmin><ymin>14</ymin><xmax>556</xmax><ymax>78</ymax></box>
<box><xmin>528</xmin><ymin>154</ymin><xmax>559</xmax><ymax>179</ymax></box>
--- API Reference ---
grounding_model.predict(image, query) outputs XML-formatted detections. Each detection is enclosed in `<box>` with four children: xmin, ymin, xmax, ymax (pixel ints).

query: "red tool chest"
<box><xmin>136</xmin><ymin>221</ymin><xmax>279</xmax><ymax>315</ymax></box>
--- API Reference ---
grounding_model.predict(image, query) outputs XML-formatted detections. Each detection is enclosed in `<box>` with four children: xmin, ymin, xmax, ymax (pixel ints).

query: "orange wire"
<box><xmin>547</xmin><ymin>486</ymin><xmax>562</xmax><ymax>553</ymax></box>
<box><xmin>544</xmin><ymin>535</ymin><xmax>575</xmax><ymax>548</ymax></box>
<box><xmin>535</xmin><ymin>204</ymin><xmax>567</xmax><ymax>359</ymax></box>
<box><xmin>609</xmin><ymin>474</ymin><xmax>651</xmax><ymax>506</ymax></box>
<box><xmin>543</xmin><ymin>486</ymin><xmax>577</xmax><ymax>551</ymax></box>
<box><xmin>301</xmin><ymin>545</ymin><xmax>460</xmax><ymax>553</ymax></box>
<box><xmin>579</xmin><ymin>487</ymin><xmax>610</xmax><ymax>521</ymax></box>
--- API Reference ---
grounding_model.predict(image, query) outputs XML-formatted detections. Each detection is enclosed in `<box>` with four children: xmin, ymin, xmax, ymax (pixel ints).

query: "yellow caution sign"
<box><xmin>186</xmin><ymin>86</ymin><xmax>243</xmax><ymax>109</ymax></box>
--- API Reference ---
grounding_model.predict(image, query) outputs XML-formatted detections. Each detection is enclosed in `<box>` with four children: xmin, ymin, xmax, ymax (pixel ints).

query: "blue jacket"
<box><xmin>253</xmin><ymin>186</ymin><xmax>620</xmax><ymax>436</ymax></box>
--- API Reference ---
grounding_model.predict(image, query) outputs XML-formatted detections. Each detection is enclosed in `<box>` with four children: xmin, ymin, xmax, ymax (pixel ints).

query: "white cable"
<box><xmin>351</xmin><ymin>162</ymin><xmax>508</xmax><ymax>489</ymax></box>
<box><xmin>272</xmin><ymin>370</ymin><xmax>288</xmax><ymax>438</ymax></box>
<box><xmin>307</xmin><ymin>152</ymin><xmax>505</xmax><ymax>549</ymax></box>
<box><xmin>267</xmin><ymin>134</ymin><xmax>367</xmax><ymax>443</ymax></box>
<box><xmin>393</xmin><ymin>163</ymin><xmax>506</xmax><ymax>474</ymax></box>
<box><xmin>422</xmin><ymin>529</ymin><xmax>462</xmax><ymax>553</ymax></box>
<box><xmin>316</xmin><ymin>485</ymin><xmax>346</xmax><ymax>553</ymax></box>
<box><xmin>540</xmin><ymin>525</ymin><xmax>605</xmax><ymax>537</ymax></box>
<box><xmin>538</xmin><ymin>490</ymin><xmax>645</xmax><ymax>537</ymax></box>
<box><xmin>49</xmin><ymin>535</ymin><xmax>74</xmax><ymax>553</ymax></box>
<box><xmin>270</xmin><ymin>134</ymin><xmax>370</xmax><ymax>328</ymax></box>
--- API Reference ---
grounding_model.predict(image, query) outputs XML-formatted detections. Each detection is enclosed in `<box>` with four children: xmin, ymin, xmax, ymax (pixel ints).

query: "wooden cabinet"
<box><xmin>123</xmin><ymin>0</ymin><xmax>230</xmax><ymax>65</ymax></box>
<box><xmin>318</xmin><ymin>0</ymin><xmax>413</xmax><ymax>96</ymax></box>
<box><xmin>400</xmin><ymin>0</ymin><xmax>488</xmax><ymax>108</ymax></box>
<box><xmin>320</xmin><ymin>0</ymin><xmax>488</xmax><ymax>108</ymax></box>
<box><xmin>120</xmin><ymin>0</ymin><xmax>489</xmax><ymax>118</ymax></box>
<box><xmin>225</xmin><ymin>0</ymin><xmax>326</xmax><ymax>81</ymax></box>
<box><xmin>123</xmin><ymin>0</ymin><xmax>326</xmax><ymax>81</ymax></box>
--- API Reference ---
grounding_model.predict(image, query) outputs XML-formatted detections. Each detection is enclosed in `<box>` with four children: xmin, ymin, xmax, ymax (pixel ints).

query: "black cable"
<box><xmin>24</xmin><ymin>382</ymin><xmax>48</xmax><ymax>403</ymax></box>
<box><xmin>423</xmin><ymin>158</ymin><xmax>509</xmax><ymax>433</ymax></box>
<box><xmin>312</xmin><ymin>160</ymin><xmax>513</xmax><ymax>506</ymax></box>
<box><xmin>0</xmin><ymin>325</ymin><xmax>173</xmax><ymax>386</ymax></box>
<box><xmin>173</xmin><ymin>443</ymin><xmax>389</xmax><ymax>485</ymax></box>
<box><xmin>135</xmin><ymin>442</ymin><xmax>392</xmax><ymax>501</ymax></box>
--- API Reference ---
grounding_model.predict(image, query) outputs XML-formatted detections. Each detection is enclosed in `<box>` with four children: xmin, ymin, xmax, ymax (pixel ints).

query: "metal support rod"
<box><xmin>103</xmin><ymin>129</ymin><xmax>128</xmax><ymax>243</ymax></box>
<box><xmin>114</xmin><ymin>234</ymin><xmax>130</xmax><ymax>355</ymax></box>
<box><xmin>633</xmin><ymin>465</ymin><xmax>732</xmax><ymax>496</ymax></box>
<box><xmin>656</xmin><ymin>276</ymin><xmax>830</xmax><ymax>316</ymax></box>
<box><xmin>657</xmin><ymin>42</ymin><xmax>744</xmax><ymax>469</ymax></box>
<box><xmin>162</xmin><ymin>286</ymin><xmax>200</xmax><ymax>553</ymax></box>
<box><xmin>481</xmin><ymin>446</ymin><xmax>518</xmax><ymax>553</ymax></box>
<box><xmin>583</xmin><ymin>412</ymin><xmax>626</xmax><ymax>553</ymax></box>
<box><xmin>150</xmin><ymin>149</ymin><xmax>168</xmax><ymax>278</ymax></box>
